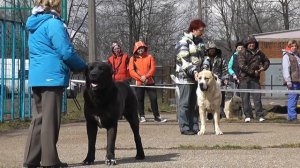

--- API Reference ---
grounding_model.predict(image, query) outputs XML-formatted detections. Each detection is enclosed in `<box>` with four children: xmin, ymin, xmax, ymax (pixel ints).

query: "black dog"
<box><xmin>83</xmin><ymin>62</ymin><xmax>145</xmax><ymax>165</ymax></box>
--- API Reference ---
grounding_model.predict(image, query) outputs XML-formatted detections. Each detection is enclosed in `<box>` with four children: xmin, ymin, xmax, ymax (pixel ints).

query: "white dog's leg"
<box><xmin>213</xmin><ymin>111</ymin><xmax>223</xmax><ymax>135</ymax></box>
<box><xmin>198</xmin><ymin>109</ymin><xmax>206</xmax><ymax>135</ymax></box>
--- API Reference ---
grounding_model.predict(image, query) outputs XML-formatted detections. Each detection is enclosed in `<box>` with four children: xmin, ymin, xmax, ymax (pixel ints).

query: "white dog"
<box><xmin>224</xmin><ymin>95</ymin><xmax>243</xmax><ymax>119</ymax></box>
<box><xmin>196</xmin><ymin>70</ymin><xmax>223</xmax><ymax>135</ymax></box>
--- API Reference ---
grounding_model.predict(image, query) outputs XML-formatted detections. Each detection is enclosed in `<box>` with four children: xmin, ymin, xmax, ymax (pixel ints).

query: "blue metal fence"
<box><xmin>0</xmin><ymin>19</ymin><xmax>31</xmax><ymax>122</ymax></box>
<box><xmin>0</xmin><ymin>1</ymin><xmax>69</xmax><ymax>122</ymax></box>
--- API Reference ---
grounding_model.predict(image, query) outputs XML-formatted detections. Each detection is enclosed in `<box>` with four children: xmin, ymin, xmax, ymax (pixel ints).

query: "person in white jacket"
<box><xmin>282</xmin><ymin>40</ymin><xmax>300</xmax><ymax>121</ymax></box>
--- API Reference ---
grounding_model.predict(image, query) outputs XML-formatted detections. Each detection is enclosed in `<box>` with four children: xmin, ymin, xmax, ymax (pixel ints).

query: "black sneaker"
<box><xmin>181</xmin><ymin>130</ymin><xmax>195</xmax><ymax>135</ymax></box>
<box><xmin>154</xmin><ymin>116</ymin><xmax>167</xmax><ymax>122</ymax></box>
<box><xmin>23</xmin><ymin>163</ymin><xmax>41</xmax><ymax>168</ymax></box>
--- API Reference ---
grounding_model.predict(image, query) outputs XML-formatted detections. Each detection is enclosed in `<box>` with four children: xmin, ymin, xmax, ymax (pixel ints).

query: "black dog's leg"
<box><xmin>126</xmin><ymin>114</ymin><xmax>145</xmax><ymax>160</ymax></box>
<box><xmin>83</xmin><ymin>117</ymin><xmax>98</xmax><ymax>165</ymax></box>
<box><xmin>105</xmin><ymin>125</ymin><xmax>118</xmax><ymax>165</ymax></box>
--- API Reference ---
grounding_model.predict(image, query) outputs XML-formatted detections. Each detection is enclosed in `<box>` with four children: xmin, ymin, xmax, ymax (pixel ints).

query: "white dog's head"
<box><xmin>196</xmin><ymin>70</ymin><xmax>218</xmax><ymax>91</ymax></box>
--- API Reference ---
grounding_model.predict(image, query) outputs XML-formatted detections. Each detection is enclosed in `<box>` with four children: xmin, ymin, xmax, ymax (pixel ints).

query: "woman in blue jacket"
<box><xmin>23</xmin><ymin>0</ymin><xmax>86</xmax><ymax>167</ymax></box>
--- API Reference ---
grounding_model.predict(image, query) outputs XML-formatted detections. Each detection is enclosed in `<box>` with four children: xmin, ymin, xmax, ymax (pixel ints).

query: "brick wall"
<box><xmin>259</xmin><ymin>41</ymin><xmax>288</xmax><ymax>58</ymax></box>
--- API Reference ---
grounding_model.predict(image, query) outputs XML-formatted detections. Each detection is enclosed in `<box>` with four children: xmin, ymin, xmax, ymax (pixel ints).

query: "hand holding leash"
<box><xmin>233</xmin><ymin>74</ymin><xmax>239</xmax><ymax>84</ymax></box>
<box><xmin>287</xmin><ymin>83</ymin><xmax>292</xmax><ymax>90</ymax></box>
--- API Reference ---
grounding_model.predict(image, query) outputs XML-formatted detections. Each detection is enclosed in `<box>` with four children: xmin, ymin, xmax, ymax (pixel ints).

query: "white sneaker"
<box><xmin>154</xmin><ymin>116</ymin><xmax>167</xmax><ymax>122</ymax></box>
<box><xmin>245</xmin><ymin>118</ymin><xmax>251</xmax><ymax>123</ymax></box>
<box><xmin>140</xmin><ymin>117</ymin><xmax>146</xmax><ymax>123</ymax></box>
<box><xmin>259</xmin><ymin>117</ymin><xmax>265</xmax><ymax>122</ymax></box>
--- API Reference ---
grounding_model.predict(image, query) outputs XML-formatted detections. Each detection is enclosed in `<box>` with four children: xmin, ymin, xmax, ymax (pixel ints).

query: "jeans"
<box><xmin>287</xmin><ymin>82</ymin><xmax>300</xmax><ymax>120</ymax></box>
<box><xmin>177</xmin><ymin>84</ymin><xmax>199</xmax><ymax>132</ymax></box>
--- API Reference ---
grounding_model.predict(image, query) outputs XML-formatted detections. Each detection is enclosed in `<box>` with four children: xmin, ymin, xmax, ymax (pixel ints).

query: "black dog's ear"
<box><xmin>85</xmin><ymin>63</ymin><xmax>90</xmax><ymax>87</ymax></box>
<box><xmin>84</xmin><ymin>63</ymin><xmax>90</xmax><ymax>77</ymax></box>
<box><xmin>107</xmin><ymin>63</ymin><xmax>114</xmax><ymax>76</ymax></box>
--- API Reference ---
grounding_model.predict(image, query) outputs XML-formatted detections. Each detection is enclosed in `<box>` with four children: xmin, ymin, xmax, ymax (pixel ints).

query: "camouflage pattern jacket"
<box><xmin>238</xmin><ymin>49</ymin><xmax>270</xmax><ymax>81</ymax></box>
<box><xmin>203</xmin><ymin>48</ymin><xmax>228</xmax><ymax>80</ymax></box>
<box><xmin>175</xmin><ymin>32</ymin><xmax>206</xmax><ymax>84</ymax></box>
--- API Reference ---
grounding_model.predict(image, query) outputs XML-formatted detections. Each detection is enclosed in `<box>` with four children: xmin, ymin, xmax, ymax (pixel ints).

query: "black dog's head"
<box><xmin>85</xmin><ymin>62</ymin><xmax>113</xmax><ymax>91</ymax></box>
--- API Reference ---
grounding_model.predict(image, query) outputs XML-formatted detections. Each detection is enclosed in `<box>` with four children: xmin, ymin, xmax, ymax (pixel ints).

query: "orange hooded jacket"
<box><xmin>129</xmin><ymin>41</ymin><xmax>156</xmax><ymax>85</ymax></box>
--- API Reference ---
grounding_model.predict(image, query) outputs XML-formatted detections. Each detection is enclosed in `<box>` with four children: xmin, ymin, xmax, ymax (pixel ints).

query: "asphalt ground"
<box><xmin>1</xmin><ymin>112</ymin><xmax>300</xmax><ymax>168</ymax></box>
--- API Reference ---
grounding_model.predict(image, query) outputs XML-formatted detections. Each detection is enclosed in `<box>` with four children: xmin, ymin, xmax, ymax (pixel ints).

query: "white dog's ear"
<box><xmin>212</xmin><ymin>73</ymin><xmax>218</xmax><ymax>81</ymax></box>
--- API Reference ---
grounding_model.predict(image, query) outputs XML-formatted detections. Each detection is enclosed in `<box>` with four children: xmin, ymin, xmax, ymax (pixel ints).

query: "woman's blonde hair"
<box><xmin>35</xmin><ymin>0</ymin><xmax>61</xmax><ymax>13</ymax></box>
<box><xmin>287</xmin><ymin>40</ymin><xmax>299</xmax><ymax>48</ymax></box>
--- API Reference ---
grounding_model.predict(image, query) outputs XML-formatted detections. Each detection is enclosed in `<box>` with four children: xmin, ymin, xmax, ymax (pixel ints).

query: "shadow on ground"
<box><xmin>68</xmin><ymin>153</ymin><xmax>180</xmax><ymax>167</ymax></box>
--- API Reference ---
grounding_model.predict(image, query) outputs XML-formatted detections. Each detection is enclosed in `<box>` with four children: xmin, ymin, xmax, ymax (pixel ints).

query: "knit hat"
<box><xmin>205</xmin><ymin>41</ymin><xmax>217</xmax><ymax>50</ymax></box>
<box><xmin>111</xmin><ymin>42</ymin><xmax>122</xmax><ymax>55</ymax></box>
<box><xmin>111</xmin><ymin>42</ymin><xmax>120</xmax><ymax>50</ymax></box>
<box><xmin>235</xmin><ymin>41</ymin><xmax>244</xmax><ymax>49</ymax></box>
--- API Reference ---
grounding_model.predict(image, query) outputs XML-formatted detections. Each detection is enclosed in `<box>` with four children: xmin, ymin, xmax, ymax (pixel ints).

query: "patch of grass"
<box><xmin>172</xmin><ymin>144</ymin><xmax>263</xmax><ymax>150</ymax></box>
<box><xmin>62</xmin><ymin>95</ymin><xmax>85</xmax><ymax>123</ymax></box>
<box><xmin>268</xmin><ymin>143</ymin><xmax>300</xmax><ymax>148</ymax></box>
<box><xmin>144</xmin><ymin>93</ymin><xmax>176</xmax><ymax>114</ymax></box>
<box><xmin>0</xmin><ymin>119</ymin><xmax>31</xmax><ymax>132</ymax></box>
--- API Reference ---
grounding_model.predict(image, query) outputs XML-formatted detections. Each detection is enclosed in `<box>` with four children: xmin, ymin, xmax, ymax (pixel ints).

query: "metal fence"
<box><xmin>0</xmin><ymin>19</ymin><xmax>31</xmax><ymax>122</ymax></box>
<box><xmin>0</xmin><ymin>0</ymin><xmax>68</xmax><ymax>122</ymax></box>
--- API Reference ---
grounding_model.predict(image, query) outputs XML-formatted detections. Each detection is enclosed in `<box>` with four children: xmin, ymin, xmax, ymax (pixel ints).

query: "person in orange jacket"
<box><xmin>129</xmin><ymin>41</ymin><xmax>167</xmax><ymax>123</ymax></box>
<box><xmin>107</xmin><ymin>42</ymin><xmax>131</xmax><ymax>83</ymax></box>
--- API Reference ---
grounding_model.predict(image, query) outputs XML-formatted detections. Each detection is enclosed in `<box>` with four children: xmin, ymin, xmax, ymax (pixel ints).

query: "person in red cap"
<box><xmin>129</xmin><ymin>41</ymin><xmax>167</xmax><ymax>123</ymax></box>
<box><xmin>107</xmin><ymin>42</ymin><xmax>131</xmax><ymax>84</ymax></box>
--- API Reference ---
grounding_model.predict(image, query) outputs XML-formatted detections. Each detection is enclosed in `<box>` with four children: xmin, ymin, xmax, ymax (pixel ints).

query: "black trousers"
<box><xmin>23</xmin><ymin>86</ymin><xmax>64</xmax><ymax>166</ymax></box>
<box><xmin>135</xmin><ymin>86</ymin><xmax>160</xmax><ymax>117</ymax></box>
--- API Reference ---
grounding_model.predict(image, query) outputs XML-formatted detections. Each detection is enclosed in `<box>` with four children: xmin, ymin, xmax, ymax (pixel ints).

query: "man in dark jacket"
<box><xmin>238</xmin><ymin>37</ymin><xmax>270</xmax><ymax>122</ymax></box>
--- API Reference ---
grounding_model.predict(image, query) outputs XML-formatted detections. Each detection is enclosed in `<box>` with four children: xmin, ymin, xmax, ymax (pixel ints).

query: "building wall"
<box><xmin>259</xmin><ymin>41</ymin><xmax>289</xmax><ymax>58</ymax></box>
<box><xmin>258</xmin><ymin>41</ymin><xmax>288</xmax><ymax>97</ymax></box>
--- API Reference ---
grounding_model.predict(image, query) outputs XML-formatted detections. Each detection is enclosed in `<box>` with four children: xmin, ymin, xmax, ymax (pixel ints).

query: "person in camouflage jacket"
<box><xmin>203</xmin><ymin>41</ymin><xmax>228</xmax><ymax>118</ymax></box>
<box><xmin>174</xmin><ymin>19</ymin><xmax>206</xmax><ymax>135</ymax></box>
<box><xmin>238</xmin><ymin>37</ymin><xmax>270</xmax><ymax>122</ymax></box>
<box><xmin>175</xmin><ymin>30</ymin><xmax>206</xmax><ymax>84</ymax></box>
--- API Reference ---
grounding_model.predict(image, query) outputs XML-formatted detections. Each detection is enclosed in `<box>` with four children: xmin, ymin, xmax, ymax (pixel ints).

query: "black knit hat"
<box><xmin>235</xmin><ymin>41</ymin><xmax>244</xmax><ymax>49</ymax></box>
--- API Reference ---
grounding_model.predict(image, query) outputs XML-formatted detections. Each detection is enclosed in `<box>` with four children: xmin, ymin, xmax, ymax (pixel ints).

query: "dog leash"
<box><xmin>72</xmin><ymin>96</ymin><xmax>81</xmax><ymax>110</ymax></box>
<box><xmin>233</xmin><ymin>81</ymin><xmax>238</xmax><ymax>96</ymax></box>
<box><xmin>69</xmin><ymin>73</ymin><xmax>82</xmax><ymax>111</ymax></box>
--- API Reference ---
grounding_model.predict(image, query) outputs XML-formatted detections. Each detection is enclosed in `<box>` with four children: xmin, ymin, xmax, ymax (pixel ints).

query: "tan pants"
<box><xmin>23</xmin><ymin>87</ymin><xmax>63</xmax><ymax>166</ymax></box>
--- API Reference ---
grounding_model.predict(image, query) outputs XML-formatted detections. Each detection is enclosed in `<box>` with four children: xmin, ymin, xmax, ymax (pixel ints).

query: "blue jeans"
<box><xmin>287</xmin><ymin>82</ymin><xmax>300</xmax><ymax>120</ymax></box>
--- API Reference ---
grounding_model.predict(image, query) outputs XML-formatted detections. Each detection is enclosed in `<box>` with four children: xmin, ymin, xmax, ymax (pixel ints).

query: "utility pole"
<box><xmin>198</xmin><ymin>0</ymin><xmax>202</xmax><ymax>20</ymax></box>
<box><xmin>88</xmin><ymin>0</ymin><xmax>97</xmax><ymax>62</ymax></box>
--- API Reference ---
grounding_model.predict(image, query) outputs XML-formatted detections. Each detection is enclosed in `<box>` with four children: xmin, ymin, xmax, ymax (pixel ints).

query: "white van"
<box><xmin>0</xmin><ymin>58</ymin><xmax>29</xmax><ymax>95</ymax></box>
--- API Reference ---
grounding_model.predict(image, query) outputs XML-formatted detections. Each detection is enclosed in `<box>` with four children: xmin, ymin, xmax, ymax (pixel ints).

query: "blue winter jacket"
<box><xmin>26</xmin><ymin>13</ymin><xmax>86</xmax><ymax>87</ymax></box>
